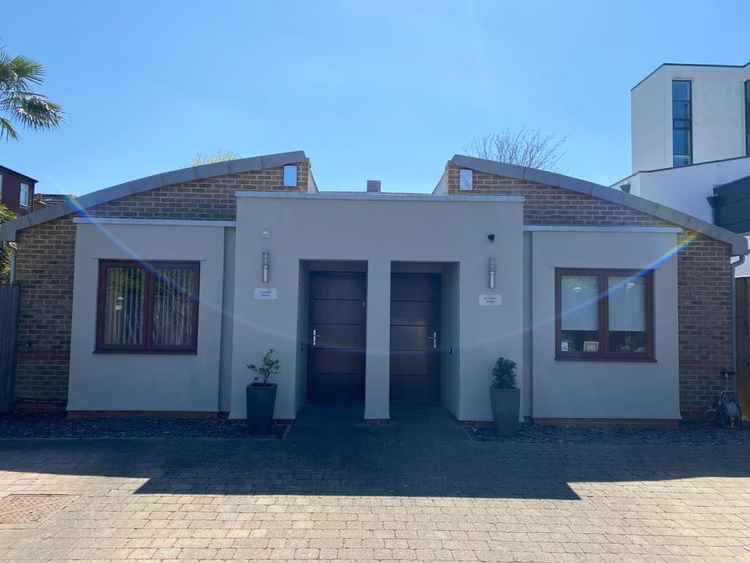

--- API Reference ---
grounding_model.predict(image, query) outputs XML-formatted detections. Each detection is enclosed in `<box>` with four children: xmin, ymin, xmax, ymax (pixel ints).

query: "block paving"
<box><xmin>1</xmin><ymin>405</ymin><xmax>749</xmax><ymax>562</ymax></box>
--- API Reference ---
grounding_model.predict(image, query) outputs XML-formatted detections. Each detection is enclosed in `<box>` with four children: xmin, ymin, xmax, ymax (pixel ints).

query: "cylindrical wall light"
<box><xmin>488</xmin><ymin>257</ymin><xmax>497</xmax><ymax>290</ymax></box>
<box><xmin>262</xmin><ymin>251</ymin><xmax>270</xmax><ymax>284</ymax></box>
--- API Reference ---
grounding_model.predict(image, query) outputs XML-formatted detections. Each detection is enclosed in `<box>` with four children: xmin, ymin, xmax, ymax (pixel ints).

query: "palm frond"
<box><xmin>0</xmin><ymin>116</ymin><xmax>18</xmax><ymax>140</ymax></box>
<box><xmin>13</xmin><ymin>95</ymin><xmax>63</xmax><ymax>130</ymax></box>
<box><xmin>8</xmin><ymin>55</ymin><xmax>44</xmax><ymax>84</ymax></box>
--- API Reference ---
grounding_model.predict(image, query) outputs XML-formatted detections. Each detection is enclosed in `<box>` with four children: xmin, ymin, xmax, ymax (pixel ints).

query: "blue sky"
<box><xmin>2</xmin><ymin>0</ymin><xmax>749</xmax><ymax>195</ymax></box>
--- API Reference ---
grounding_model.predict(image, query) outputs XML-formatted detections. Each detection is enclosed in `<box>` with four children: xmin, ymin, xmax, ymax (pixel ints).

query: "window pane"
<box><xmin>459</xmin><ymin>168</ymin><xmax>473</xmax><ymax>190</ymax></box>
<box><xmin>151</xmin><ymin>265</ymin><xmax>198</xmax><ymax>347</ymax></box>
<box><xmin>560</xmin><ymin>275</ymin><xmax>599</xmax><ymax>353</ymax></box>
<box><xmin>672</xmin><ymin>101</ymin><xmax>691</xmax><ymax>119</ymax></box>
<box><xmin>608</xmin><ymin>276</ymin><xmax>647</xmax><ymax>353</ymax></box>
<box><xmin>673</xmin><ymin>128</ymin><xmax>691</xmax><ymax>156</ymax></box>
<box><xmin>102</xmin><ymin>265</ymin><xmax>145</xmax><ymax>346</ymax></box>
<box><xmin>283</xmin><ymin>165</ymin><xmax>297</xmax><ymax>187</ymax></box>
<box><xmin>672</xmin><ymin>80</ymin><xmax>691</xmax><ymax>101</ymax></box>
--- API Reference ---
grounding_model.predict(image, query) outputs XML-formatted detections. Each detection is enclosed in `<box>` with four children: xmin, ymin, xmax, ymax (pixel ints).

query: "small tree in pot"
<box><xmin>489</xmin><ymin>357</ymin><xmax>520</xmax><ymax>436</ymax></box>
<box><xmin>246</xmin><ymin>349</ymin><xmax>280</xmax><ymax>434</ymax></box>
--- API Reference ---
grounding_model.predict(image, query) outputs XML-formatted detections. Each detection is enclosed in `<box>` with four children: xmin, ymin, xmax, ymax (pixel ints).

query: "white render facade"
<box><xmin>64</xmin><ymin>195</ymin><xmax>684</xmax><ymax>423</ymax></box>
<box><xmin>631</xmin><ymin>62</ymin><xmax>750</xmax><ymax>173</ymax></box>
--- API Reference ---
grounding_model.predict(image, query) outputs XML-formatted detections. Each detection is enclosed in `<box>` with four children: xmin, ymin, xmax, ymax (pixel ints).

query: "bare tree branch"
<box><xmin>191</xmin><ymin>151</ymin><xmax>239</xmax><ymax>167</ymax></box>
<box><xmin>467</xmin><ymin>128</ymin><xmax>566</xmax><ymax>173</ymax></box>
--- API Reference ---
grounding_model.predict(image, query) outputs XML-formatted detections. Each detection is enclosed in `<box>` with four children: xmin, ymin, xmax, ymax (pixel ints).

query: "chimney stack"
<box><xmin>367</xmin><ymin>180</ymin><xmax>381</xmax><ymax>193</ymax></box>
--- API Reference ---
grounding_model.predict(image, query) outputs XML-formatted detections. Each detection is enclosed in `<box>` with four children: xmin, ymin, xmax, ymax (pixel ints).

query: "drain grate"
<box><xmin>0</xmin><ymin>494</ymin><xmax>72</xmax><ymax>524</ymax></box>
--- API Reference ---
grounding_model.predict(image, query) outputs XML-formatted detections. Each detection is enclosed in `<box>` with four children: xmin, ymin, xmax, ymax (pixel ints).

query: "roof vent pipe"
<box><xmin>367</xmin><ymin>180</ymin><xmax>381</xmax><ymax>193</ymax></box>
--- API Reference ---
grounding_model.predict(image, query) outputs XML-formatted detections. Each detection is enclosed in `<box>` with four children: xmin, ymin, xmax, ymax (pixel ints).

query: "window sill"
<box><xmin>93</xmin><ymin>349</ymin><xmax>198</xmax><ymax>356</ymax></box>
<box><xmin>555</xmin><ymin>354</ymin><xmax>656</xmax><ymax>363</ymax></box>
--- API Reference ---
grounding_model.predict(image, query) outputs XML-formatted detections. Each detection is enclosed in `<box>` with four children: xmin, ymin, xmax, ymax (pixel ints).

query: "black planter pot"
<box><xmin>246</xmin><ymin>382</ymin><xmax>277</xmax><ymax>434</ymax></box>
<box><xmin>490</xmin><ymin>387</ymin><xmax>520</xmax><ymax>436</ymax></box>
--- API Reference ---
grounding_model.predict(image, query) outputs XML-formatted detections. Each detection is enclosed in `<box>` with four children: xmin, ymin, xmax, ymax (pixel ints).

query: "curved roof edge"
<box><xmin>0</xmin><ymin>151</ymin><xmax>307</xmax><ymax>242</ymax></box>
<box><xmin>450</xmin><ymin>154</ymin><xmax>749</xmax><ymax>256</ymax></box>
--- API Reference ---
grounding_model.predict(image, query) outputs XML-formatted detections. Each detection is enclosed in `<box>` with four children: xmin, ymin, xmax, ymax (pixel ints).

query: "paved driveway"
<box><xmin>1</xmin><ymin>405</ymin><xmax>749</xmax><ymax>562</ymax></box>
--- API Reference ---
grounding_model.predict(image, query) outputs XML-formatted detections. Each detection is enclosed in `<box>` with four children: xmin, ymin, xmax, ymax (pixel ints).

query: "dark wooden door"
<box><xmin>308</xmin><ymin>272</ymin><xmax>366</xmax><ymax>403</ymax></box>
<box><xmin>390</xmin><ymin>274</ymin><xmax>441</xmax><ymax>402</ymax></box>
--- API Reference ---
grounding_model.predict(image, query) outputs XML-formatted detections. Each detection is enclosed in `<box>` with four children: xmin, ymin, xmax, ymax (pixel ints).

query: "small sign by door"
<box><xmin>254</xmin><ymin>288</ymin><xmax>278</xmax><ymax>300</ymax></box>
<box><xmin>479</xmin><ymin>294</ymin><xmax>502</xmax><ymax>306</ymax></box>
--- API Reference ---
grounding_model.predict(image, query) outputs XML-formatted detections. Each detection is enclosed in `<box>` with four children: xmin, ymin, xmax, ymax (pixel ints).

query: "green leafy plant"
<box><xmin>248</xmin><ymin>349</ymin><xmax>280</xmax><ymax>385</ymax></box>
<box><xmin>0</xmin><ymin>203</ymin><xmax>15</xmax><ymax>283</ymax></box>
<box><xmin>491</xmin><ymin>357</ymin><xmax>517</xmax><ymax>389</ymax></box>
<box><xmin>1</xmin><ymin>46</ymin><xmax>63</xmax><ymax>141</ymax></box>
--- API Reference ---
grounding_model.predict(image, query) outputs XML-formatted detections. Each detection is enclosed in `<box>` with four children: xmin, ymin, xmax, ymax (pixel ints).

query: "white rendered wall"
<box><xmin>68</xmin><ymin>222</ymin><xmax>227</xmax><ymax>412</ymax></box>
<box><xmin>614</xmin><ymin>156</ymin><xmax>750</xmax><ymax>224</ymax></box>
<box><xmin>632</xmin><ymin>64</ymin><xmax>750</xmax><ymax>172</ymax></box>
<box><xmin>230</xmin><ymin>194</ymin><xmax>525</xmax><ymax>421</ymax></box>
<box><xmin>530</xmin><ymin>229</ymin><xmax>680</xmax><ymax>420</ymax></box>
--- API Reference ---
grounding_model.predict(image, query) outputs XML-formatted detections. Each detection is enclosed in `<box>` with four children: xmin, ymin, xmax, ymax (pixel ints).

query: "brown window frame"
<box><xmin>555</xmin><ymin>268</ymin><xmax>655</xmax><ymax>362</ymax></box>
<box><xmin>95</xmin><ymin>260</ymin><xmax>200</xmax><ymax>354</ymax></box>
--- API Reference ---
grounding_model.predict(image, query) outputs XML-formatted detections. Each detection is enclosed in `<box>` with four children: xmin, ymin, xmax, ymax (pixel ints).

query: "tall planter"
<box><xmin>490</xmin><ymin>387</ymin><xmax>520</xmax><ymax>436</ymax></box>
<box><xmin>246</xmin><ymin>382</ymin><xmax>277</xmax><ymax>434</ymax></box>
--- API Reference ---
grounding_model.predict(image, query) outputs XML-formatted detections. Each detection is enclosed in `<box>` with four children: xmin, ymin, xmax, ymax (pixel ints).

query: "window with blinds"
<box><xmin>96</xmin><ymin>260</ymin><xmax>200</xmax><ymax>353</ymax></box>
<box><xmin>555</xmin><ymin>268</ymin><xmax>654</xmax><ymax>361</ymax></box>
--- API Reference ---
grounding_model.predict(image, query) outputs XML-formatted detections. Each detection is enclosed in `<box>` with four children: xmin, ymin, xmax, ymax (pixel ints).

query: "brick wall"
<box><xmin>446</xmin><ymin>165</ymin><xmax>734</xmax><ymax>418</ymax></box>
<box><xmin>13</xmin><ymin>163</ymin><xmax>308</xmax><ymax>405</ymax></box>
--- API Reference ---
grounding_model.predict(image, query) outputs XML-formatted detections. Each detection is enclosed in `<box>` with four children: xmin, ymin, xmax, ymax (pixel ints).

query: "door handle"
<box><xmin>312</xmin><ymin>328</ymin><xmax>318</xmax><ymax>347</ymax></box>
<box><xmin>432</xmin><ymin>331</ymin><xmax>438</xmax><ymax>351</ymax></box>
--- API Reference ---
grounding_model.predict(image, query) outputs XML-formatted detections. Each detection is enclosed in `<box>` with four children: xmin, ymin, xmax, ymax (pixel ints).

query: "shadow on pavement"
<box><xmin>1</xmin><ymin>404</ymin><xmax>749</xmax><ymax>500</ymax></box>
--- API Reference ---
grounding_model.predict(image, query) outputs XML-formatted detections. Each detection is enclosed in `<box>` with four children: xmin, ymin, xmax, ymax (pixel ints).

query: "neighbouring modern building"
<box><xmin>613</xmin><ymin>61</ymin><xmax>750</xmax><ymax>276</ymax></box>
<box><xmin>1</xmin><ymin>151</ymin><xmax>746</xmax><ymax>424</ymax></box>
<box><xmin>631</xmin><ymin>61</ymin><xmax>750</xmax><ymax>172</ymax></box>
<box><xmin>0</xmin><ymin>165</ymin><xmax>36</xmax><ymax>215</ymax></box>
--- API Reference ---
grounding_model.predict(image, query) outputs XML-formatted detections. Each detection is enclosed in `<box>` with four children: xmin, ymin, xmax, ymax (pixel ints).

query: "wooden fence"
<box><xmin>0</xmin><ymin>284</ymin><xmax>20</xmax><ymax>412</ymax></box>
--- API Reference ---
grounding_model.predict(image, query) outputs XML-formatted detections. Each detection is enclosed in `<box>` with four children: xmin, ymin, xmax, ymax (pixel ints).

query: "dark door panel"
<box><xmin>390</xmin><ymin>326</ymin><xmax>431</xmax><ymax>351</ymax></box>
<box><xmin>390</xmin><ymin>274</ymin><xmax>440</xmax><ymax>403</ymax></box>
<box><xmin>311</xmin><ymin>300</ymin><xmax>364</xmax><ymax>325</ymax></box>
<box><xmin>390</xmin><ymin>301</ymin><xmax>434</xmax><ymax>325</ymax></box>
<box><xmin>308</xmin><ymin>272</ymin><xmax>366</xmax><ymax>403</ymax></box>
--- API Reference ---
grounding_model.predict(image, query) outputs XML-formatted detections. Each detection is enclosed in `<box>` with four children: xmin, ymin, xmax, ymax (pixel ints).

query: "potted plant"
<box><xmin>246</xmin><ymin>349</ymin><xmax>280</xmax><ymax>434</ymax></box>
<box><xmin>489</xmin><ymin>357</ymin><xmax>520</xmax><ymax>436</ymax></box>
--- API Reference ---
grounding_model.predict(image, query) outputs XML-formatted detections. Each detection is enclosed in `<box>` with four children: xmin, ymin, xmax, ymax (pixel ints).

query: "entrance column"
<box><xmin>365</xmin><ymin>259</ymin><xmax>390</xmax><ymax>419</ymax></box>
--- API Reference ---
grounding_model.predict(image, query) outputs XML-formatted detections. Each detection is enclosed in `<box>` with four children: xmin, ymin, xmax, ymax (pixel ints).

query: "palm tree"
<box><xmin>0</xmin><ymin>47</ymin><xmax>62</xmax><ymax>140</ymax></box>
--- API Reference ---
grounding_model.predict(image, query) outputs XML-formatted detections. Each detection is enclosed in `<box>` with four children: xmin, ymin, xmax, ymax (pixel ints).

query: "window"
<box><xmin>745</xmin><ymin>80</ymin><xmax>750</xmax><ymax>157</ymax></box>
<box><xmin>459</xmin><ymin>168</ymin><xmax>473</xmax><ymax>191</ymax></box>
<box><xmin>672</xmin><ymin>80</ymin><xmax>692</xmax><ymax>167</ymax></box>
<box><xmin>96</xmin><ymin>260</ymin><xmax>200</xmax><ymax>353</ymax></box>
<box><xmin>556</xmin><ymin>268</ymin><xmax>654</xmax><ymax>361</ymax></box>
<box><xmin>283</xmin><ymin>164</ymin><xmax>297</xmax><ymax>187</ymax></box>
<box><xmin>19</xmin><ymin>183</ymin><xmax>29</xmax><ymax>207</ymax></box>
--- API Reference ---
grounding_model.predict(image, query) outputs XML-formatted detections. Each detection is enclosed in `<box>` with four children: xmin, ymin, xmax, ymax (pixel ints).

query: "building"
<box><xmin>631</xmin><ymin>62</ymin><xmax>750</xmax><ymax>172</ymax></box>
<box><xmin>0</xmin><ymin>165</ymin><xmax>36</xmax><ymax>215</ymax></box>
<box><xmin>0</xmin><ymin>151</ymin><xmax>746</xmax><ymax>423</ymax></box>
<box><xmin>614</xmin><ymin>61</ymin><xmax>750</xmax><ymax>277</ymax></box>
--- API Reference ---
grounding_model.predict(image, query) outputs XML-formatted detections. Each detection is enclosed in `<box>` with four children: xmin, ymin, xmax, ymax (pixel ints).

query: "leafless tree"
<box><xmin>467</xmin><ymin>129</ymin><xmax>566</xmax><ymax>172</ymax></box>
<box><xmin>191</xmin><ymin>151</ymin><xmax>239</xmax><ymax>167</ymax></box>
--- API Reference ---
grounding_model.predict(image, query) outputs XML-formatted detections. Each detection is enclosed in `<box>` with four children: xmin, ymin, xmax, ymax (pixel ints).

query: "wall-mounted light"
<box><xmin>262</xmin><ymin>251</ymin><xmax>271</xmax><ymax>284</ymax></box>
<box><xmin>488</xmin><ymin>257</ymin><xmax>496</xmax><ymax>290</ymax></box>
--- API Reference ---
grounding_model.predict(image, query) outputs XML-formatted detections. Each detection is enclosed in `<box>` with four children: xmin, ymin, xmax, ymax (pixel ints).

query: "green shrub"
<box><xmin>491</xmin><ymin>357</ymin><xmax>517</xmax><ymax>389</ymax></box>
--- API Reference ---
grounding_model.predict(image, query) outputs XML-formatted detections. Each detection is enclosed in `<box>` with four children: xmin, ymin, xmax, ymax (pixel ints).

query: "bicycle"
<box><xmin>704</xmin><ymin>370</ymin><xmax>743</xmax><ymax>428</ymax></box>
